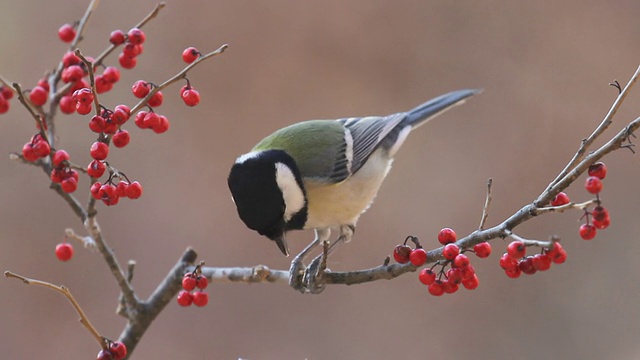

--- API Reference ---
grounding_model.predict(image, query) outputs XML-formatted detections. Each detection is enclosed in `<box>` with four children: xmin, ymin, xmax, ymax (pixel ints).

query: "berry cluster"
<box><xmin>579</xmin><ymin>162</ymin><xmax>610</xmax><ymax>240</ymax></box>
<box><xmin>177</xmin><ymin>265</ymin><xmax>210</xmax><ymax>307</ymax></box>
<box><xmin>110</xmin><ymin>28</ymin><xmax>147</xmax><ymax>70</ymax></box>
<box><xmin>21</xmin><ymin>133</ymin><xmax>51</xmax><ymax>162</ymax></box>
<box><xmin>50</xmin><ymin>149</ymin><xmax>80</xmax><ymax>193</ymax></box>
<box><xmin>393</xmin><ymin>229</ymin><xmax>491</xmax><ymax>296</ymax></box>
<box><xmin>499</xmin><ymin>240</ymin><xmax>567</xmax><ymax>278</ymax></box>
<box><xmin>96</xmin><ymin>340</ymin><xmax>127</xmax><ymax>360</ymax></box>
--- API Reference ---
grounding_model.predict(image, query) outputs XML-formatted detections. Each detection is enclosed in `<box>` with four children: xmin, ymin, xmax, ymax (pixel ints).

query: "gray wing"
<box><xmin>338</xmin><ymin>113</ymin><xmax>406</xmax><ymax>176</ymax></box>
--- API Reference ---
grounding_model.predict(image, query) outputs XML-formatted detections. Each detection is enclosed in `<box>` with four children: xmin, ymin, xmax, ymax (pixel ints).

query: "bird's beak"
<box><xmin>274</xmin><ymin>235</ymin><xmax>289</xmax><ymax>257</ymax></box>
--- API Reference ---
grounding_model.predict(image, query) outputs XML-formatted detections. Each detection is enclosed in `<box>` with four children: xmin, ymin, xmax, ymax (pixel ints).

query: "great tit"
<box><xmin>228</xmin><ymin>89</ymin><xmax>479</xmax><ymax>258</ymax></box>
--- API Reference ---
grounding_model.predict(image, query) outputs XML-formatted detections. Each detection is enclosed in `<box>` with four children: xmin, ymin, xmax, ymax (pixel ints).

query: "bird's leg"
<box><xmin>289</xmin><ymin>228</ymin><xmax>331</xmax><ymax>291</ymax></box>
<box><xmin>302</xmin><ymin>225</ymin><xmax>355</xmax><ymax>293</ymax></box>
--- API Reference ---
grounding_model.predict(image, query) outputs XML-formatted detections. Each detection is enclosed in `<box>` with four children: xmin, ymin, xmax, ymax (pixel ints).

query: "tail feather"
<box><xmin>405</xmin><ymin>89</ymin><xmax>481</xmax><ymax>129</ymax></box>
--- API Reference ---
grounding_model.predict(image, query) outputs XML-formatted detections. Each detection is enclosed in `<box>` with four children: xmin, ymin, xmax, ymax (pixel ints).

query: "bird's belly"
<box><xmin>303</xmin><ymin>155</ymin><xmax>393</xmax><ymax>229</ymax></box>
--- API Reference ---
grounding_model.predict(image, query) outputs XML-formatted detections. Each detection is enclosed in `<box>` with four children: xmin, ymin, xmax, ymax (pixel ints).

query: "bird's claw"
<box><xmin>289</xmin><ymin>241</ymin><xmax>330</xmax><ymax>294</ymax></box>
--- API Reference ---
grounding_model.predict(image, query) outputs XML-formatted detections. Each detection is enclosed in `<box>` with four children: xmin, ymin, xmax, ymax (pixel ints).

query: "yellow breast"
<box><xmin>302</xmin><ymin>151</ymin><xmax>393</xmax><ymax>229</ymax></box>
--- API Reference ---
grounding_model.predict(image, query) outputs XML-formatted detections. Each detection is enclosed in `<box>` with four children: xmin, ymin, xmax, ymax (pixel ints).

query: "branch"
<box><xmin>4</xmin><ymin>271</ymin><xmax>105</xmax><ymax>347</ymax></box>
<box><xmin>129</xmin><ymin>43</ymin><xmax>228</xmax><ymax>114</ymax></box>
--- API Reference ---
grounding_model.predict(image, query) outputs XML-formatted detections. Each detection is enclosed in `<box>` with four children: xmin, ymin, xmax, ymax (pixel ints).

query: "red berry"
<box><xmin>96</xmin><ymin>349</ymin><xmax>114</xmax><ymax>360</ymax></box>
<box><xmin>499</xmin><ymin>252</ymin><xmax>518</xmax><ymax>270</ymax></box>
<box><xmin>90</xmin><ymin>141</ymin><xmax>109</xmax><ymax>160</ymax></box>
<box><xmin>196</xmin><ymin>275</ymin><xmax>208</xmax><ymax>290</ymax></box>
<box><xmin>122</xmin><ymin>43</ymin><xmax>143</xmax><ymax>58</ymax></box>
<box><xmin>61</xmin><ymin>177</ymin><xmax>78</xmax><ymax>193</ymax></box>
<box><xmin>551</xmin><ymin>192</ymin><xmax>570</xmax><ymax>206</ymax></box>
<box><xmin>418</xmin><ymin>268</ymin><xmax>436</xmax><ymax>285</ymax></box>
<box><xmin>58</xmin><ymin>23</ymin><xmax>76</xmax><ymax>43</ymax></box>
<box><xmin>112</xmin><ymin>105</ymin><xmax>131</xmax><ymax>125</ymax></box>
<box><xmin>453</xmin><ymin>253</ymin><xmax>470</xmax><ymax>268</ymax></box>
<box><xmin>592</xmin><ymin>206</ymin><xmax>609</xmax><ymax>222</ymax></box>
<box><xmin>428</xmin><ymin>280</ymin><xmax>445</xmax><ymax>296</ymax></box>
<box><xmin>506</xmin><ymin>241</ymin><xmax>526</xmax><ymax>259</ymax></box>
<box><xmin>461</xmin><ymin>274</ymin><xmax>479</xmax><ymax>290</ymax></box>
<box><xmin>102</xmin><ymin>66</ymin><xmax>121</xmax><ymax>83</ymax></box>
<box><xmin>438</xmin><ymin>227</ymin><xmax>456</xmax><ymax>245</ymax></box>
<box><xmin>446</xmin><ymin>268</ymin><xmax>462</xmax><ymax>284</ymax></box>
<box><xmin>579</xmin><ymin>224</ymin><xmax>597</xmax><ymax>240</ymax></box>
<box><xmin>148</xmin><ymin>91</ymin><xmax>163</xmax><ymax>107</ymax></box>
<box><xmin>62</xmin><ymin>52</ymin><xmax>80</xmax><ymax>68</ymax></box>
<box><xmin>442</xmin><ymin>279</ymin><xmax>460</xmax><ymax>294</ymax></box>
<box><xmin>109</xmin><ymin>30</ymin><xmax>126</xmax><ymax>45</ymax></box>
<box><xmin>29</xmin><ymin>86</ymin><xmax>48</xmax><ymax>106</ymax></box>
<box><xmin>152</xmin><ymin>115</ymin><xmax>170</xmax><ymax>134</ymax></box>
<box><xmin>127</xmin><ymin>28</ymin><xmax>146</xmax><ymax>45</ymax></box>
<box><xmin>112</xmin><ymin>130</ymin><xmax>130</xmax><ymax>148</ymax></box>
<box><xmin>109</xmin><ymin>341</ymin><xmax>127</xmax><ymax>360</ymax></box>
<box><xmin>473</xmin><ymin>242</ymin><xmax>491</xmax><ymax>258</ymax></box>
<box><xmin>588</xmin><ymin>162</ymin><xmax>607</xmax><ymax>180</ymax></box>
<box><xmin>546</xmin><ymin>243</ymin><xmax>568</xmax><ymax>264</ymax></box>
<box><xmin>1</xmin><ymin>86</ymin><xmax>14</xmax><ymax>100</ymax></box>
<box><xmin>504</xmin><ymin>267</ymin><xmax>522</xmax><ymax>279</ymax></box>
<box><xmin>134</xmin><ymin>111</ymin><xmax>149</xmax><ymax>129</ymax></box>
<box><xmin>0</xmin><ymin>95</ymin><xmax>9</xmax><ymax>114</ymax></box>
<box><xmin>50</xmin><ymin>168</ymin><xmax>65</xmax><ymax>183</ymax></box>
<box><xmin>143</xmin><ymin>112</ymin><xmax>160</xmax><ymax>129</ymax></box>
<box><xmin>55</xmin><ymin>242</ymin><xmax>74</xmax><ymax>261</ymax></box>
<box><xmin>76</xmin><ymin>103</ymin><xmax>93</xmax><ymax>115</ymax></box>
<box><xmin>89</xmin><ymin>115</ymin><xmax>106</xmax><ymax>133</ymax></box>
<box><xmin>87</xmin><ymin>160</ymin><xmax>106</xmax><ymax>178</ymax></box>
<box><xmin>72</xmin><ymin>87</ymin><xmax>93</xmax><ymax>105</ymax></box>
<box><xmin>89</xmin><ymin>182</ymin><xmax>101</xmax><ymax>199</ymax></box>
<box><xmin>99</xmin><ymin>184</ymin><xmax>119</xmax><ymax>206</ymax></box>
<box><xmin>409</xmin><ymin>248</ymin><xmax>427</xmax><ymax>266</ymax></box>
<box><xmin>532</xmin><ymin>253</ymin><xmax>552</xmax><ymax>271</ymax></box>
<box><xmin>393</xmin><ymin>244</ymin><xmax>411</xmax><ymax>264</ymax></box>
<box><xmin>125</xmin><ymin>181</ymin><xmax>143</xmax><ymax>199</ymax></box>
<box><xmin>115</xmin><ymin>182</ymin><xmax>128</xmax><ymax>198</ymax></box>
<box><xmin>193</xmin><ymin>291</ymin><xmax>209</xmax><ymax>307</ymax></box>
<box><xmin>181</xmin><ymin>88</ymin><xmax>201</xmax><ymax>106</ymax></box>
<box><xmin>59</xmin><ymin>95</ymin><xmax>76</xmax><ymax>114</ymax></box>
<box><xmin>52</xmin><ymin>150</ymin><xmax>70</xmax><ymax>167</ymax></box>
<box><xmin>131</xmin><ymin>80</ymin><xmax>150</xmax><ymax>98</ymax></box>
<box><xmin>592</xmin><ymin>217</ymin><xmax>610</xmax><ymax>230</ymax></box>
<box><xmin>118</xmin><ymin>53</ymin><xmax>137</xmax><ymax>69</ymax></box>
<box><xmin>32</xmin><ymin>139</ymin><xmax>51</xmax><ymax>157</ymax></box>
<box><xmin>182</xmin><ymin>47</ymin><xmax>200</xmax><ymax>63</ymax></box>
<box><xmin>442</xmin><ymin>243</ymin><xmax>460</xmax><ymax>260</ymax></box>
<box><xmin>585</xmin><ymin>176</ymin><xmax>603</xmax><ymax>194</ymax></box>
<box><xmin>177</xmin><ymin>290</ymin><xmax>193</xmax><ymax>306</ymax></box>
<box><xmin>182</xmin><ymin>274</ymin><xmax>197</xmax><ymax>291</ymax></box>
<box><xmin>62</xmin><ymin>65</ymin><xmax>85</xmax><ymax>83</ymax></box>
<box><xmin>518</xmin><ymin>257</ymin><xmax>537</xmax><ymax>275</ymax></box>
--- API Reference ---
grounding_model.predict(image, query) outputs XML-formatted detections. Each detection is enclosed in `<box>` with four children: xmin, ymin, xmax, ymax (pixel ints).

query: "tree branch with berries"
<box><xmin>2</xmin><ymin>0</ymin><xmax>640</xmax><ymax>359</ymax></box>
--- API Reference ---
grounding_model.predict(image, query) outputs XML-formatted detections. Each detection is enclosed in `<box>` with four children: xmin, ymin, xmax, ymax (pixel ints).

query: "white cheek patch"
<box><xmin>235</xmin><ymin>151</ymin><xmax>262</xmax><ymax>164</ymax></box>
<box><xmin>275</xmin><ymin>162</ymin><xmax>305</xmax><ymax>221</ymax></box>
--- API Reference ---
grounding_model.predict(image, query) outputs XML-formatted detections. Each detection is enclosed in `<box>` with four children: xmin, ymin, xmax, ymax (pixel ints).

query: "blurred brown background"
<box><xmin>2</xmin><ymin>1</ymin><xmax>640</xmax><ymax>359</ymax></box>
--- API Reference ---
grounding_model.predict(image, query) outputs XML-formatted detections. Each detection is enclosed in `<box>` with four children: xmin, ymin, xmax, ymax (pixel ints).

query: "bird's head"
<box><xmin>227</xmin><ymin>149</ymin><xmax>308</xmax><ymax>256</ymax></box>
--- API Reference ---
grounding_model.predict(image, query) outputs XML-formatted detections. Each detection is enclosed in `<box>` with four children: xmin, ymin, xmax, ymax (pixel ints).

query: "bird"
<box><xmin>228</xmin><ymin>89</ymin><xmax>479</xmax><ymax>290</ymax></box>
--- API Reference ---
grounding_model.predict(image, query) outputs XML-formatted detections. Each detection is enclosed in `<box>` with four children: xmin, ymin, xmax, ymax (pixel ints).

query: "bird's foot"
<box><xmin>300</xmin><ymin>240</ymin><xmax>331</xmax><ymax>294</ymax></box>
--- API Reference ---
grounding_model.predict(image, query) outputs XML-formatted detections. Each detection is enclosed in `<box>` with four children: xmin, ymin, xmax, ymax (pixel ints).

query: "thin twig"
<box><xmin>478</xmin><ymin>178</ymin><xmax>493</xmax><ymax>229</ymax></box>
<box><xmin>546</xmin><ymin>65</ymin><xmax>640</xmax><ymax>193</ymax></box>
<box><xmin>129</xmin><ymin>44</ymin><xmax>229</xmax><ymax>114</ymax></box>
<box><xmin>505</xmin><ymin>231</ymin><xmax>554</xmax><ymax>249</ymax></box>
<box><xmin>4</xmin><ymin>271</ymin><xmax>105</xmax><ymax>348</ymax></box>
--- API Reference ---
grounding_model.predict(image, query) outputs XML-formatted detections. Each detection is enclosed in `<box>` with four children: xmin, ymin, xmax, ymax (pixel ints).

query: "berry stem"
<box><xmin>4</xmin><ymin>271</ymin><xmax>106</xmax><ymax>348</ymax></box>
<box><xmin>505</xmin><ymin>230</ymin><xmax>555</xmax><ymax>250</ymax></box>
<box><xmin>74</xmin><ymin>49</ymin><xmax>101</xmax><ymax>117</ymax></box>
